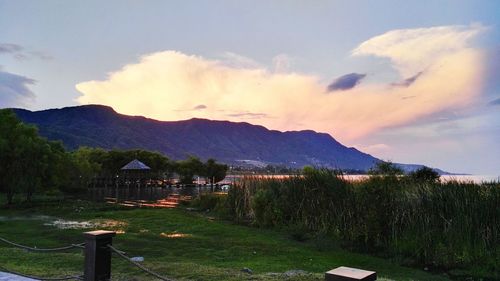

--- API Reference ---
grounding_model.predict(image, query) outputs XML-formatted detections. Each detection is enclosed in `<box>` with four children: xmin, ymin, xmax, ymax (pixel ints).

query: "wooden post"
<box><xmin>84</xmin><ymin>230</ymin><xmax>116</xmax><ymax>281</ymax></box>
<box><xmin>325</xmin><ymin>266</ymin><xmax>376</xmax><ymax>281</ymax></box>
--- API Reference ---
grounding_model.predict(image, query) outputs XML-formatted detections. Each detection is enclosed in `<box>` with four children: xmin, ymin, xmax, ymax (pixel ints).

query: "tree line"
<box><xmin>73</xmin><ymin>147</ymin><xmax>228</xmax><ymax>185</ymax></box>
<box><xmin>0</xmin><ymin>109</ymin><xmax>227</xmax><ymax>204</ymax></box>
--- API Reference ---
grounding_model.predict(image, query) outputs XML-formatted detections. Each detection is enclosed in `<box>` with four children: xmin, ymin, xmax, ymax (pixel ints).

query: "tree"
<box><xmin>0</xmin><ymin>109</ymin><xmax>18</xmax><ymax>203</ymax></box>
<box><xmin>101</xmin><ymin>149</ymin><xmax>132</xmax><ymax>176</ymax></box>
<box><xmin>175</xmin><ymin>156</ymin><xmax>204</xmax><ymax>184</ymax></box>
<box><xmin>368</xmin><ymin>161</ymin><xmax>404</xmax><ymax>176</ymax></box>
<box><xmin>63</xmin><ymin>147</ymin><xmax>102</xmax><ymax>193</ymax></box>
<box><xmin>204</xmin><ymin>158</ymin><xmax>228</xmax><ymax>184</ymax></box>
<box><xmin>0</xmin><ymin>109</ymin><xmax>54</xmax><ymax>203</ymax></box>
<box><xmin>302</xmin><ymin>166</ymin><xmax>315</xmax><ymax>176</ymax></box>
<box><xmin>135</xmin><ymin>150</ymin><xmax>173</xmax><ymax>178</ymax></box>
<box><xmin>408</xmin><ymin>166</ymin><xmax>440</xmax><ymax>183</ymax></box>
<box><xmin>17</xmin><ymin>134</ymin><xmax>52</xmax><ymax>202</ymax></box>
<box><xmin>0</xmin><ymin>110</ymin><xmax>209</xmax><ymax>202</ymax></box>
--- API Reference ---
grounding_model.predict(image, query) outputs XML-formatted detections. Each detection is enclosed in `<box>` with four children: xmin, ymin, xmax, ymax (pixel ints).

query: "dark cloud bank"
<box><xmin>0</xmin><ymin>43</ymin><xmax>23</xmax><ymax>54</ymax></box>
<box><xmin>0</xmin><ymin>69</ymin><xmax>36</xmax><ymax>107</ymax></box>
<box><xmin>327</xmin><ymin>73</ymin><xmax>366</xmax><ymax>92</ymax></box>
<box><xmin>392</xmin><ymin>72</ymin><xmax>423</xmax><ymax>87</ymax></box>
<box><xmin>0</xmin><ymin>42</ymin><xmax>53</xmax><ymax>61</ymax></box>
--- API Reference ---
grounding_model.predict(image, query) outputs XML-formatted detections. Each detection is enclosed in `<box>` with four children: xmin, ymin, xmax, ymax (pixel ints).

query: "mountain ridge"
<box><xmin>10</xmin><ymin>104</ymin><xmax>448</xmax><ymax>173</ymax></box>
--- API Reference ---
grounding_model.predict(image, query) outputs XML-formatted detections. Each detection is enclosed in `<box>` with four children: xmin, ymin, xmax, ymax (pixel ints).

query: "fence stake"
<box><xmin>84</xmin><ymin>230</ymin><xmax>116</xmax><ymax>281</ymax></box>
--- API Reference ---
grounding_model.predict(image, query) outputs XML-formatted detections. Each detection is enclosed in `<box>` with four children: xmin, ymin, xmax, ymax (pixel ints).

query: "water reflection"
<box><xmin>160</xmin><ymin>232</ymin><xmax>192</xmax><ymax>238</ymax></box>
<box><xmin>43</xmin><ymin>218</ymin><xmax>128</xmax><ymax>230</ymax></box>
<box><xmin>88</xmin><ymin>184</ymin><xmax>229</xmax><ymax>207</ymax></box>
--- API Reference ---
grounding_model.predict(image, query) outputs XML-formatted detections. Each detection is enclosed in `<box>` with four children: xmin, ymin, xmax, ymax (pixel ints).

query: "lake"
<box><xmin>223</xmin><ymin>174</ymin><xmax>499</xmax><ymax>184</ymax></box>
<box><xmin>89</xmin><ymin>174</ymin><xmax>498</xmax><ymax>203</ymax></box>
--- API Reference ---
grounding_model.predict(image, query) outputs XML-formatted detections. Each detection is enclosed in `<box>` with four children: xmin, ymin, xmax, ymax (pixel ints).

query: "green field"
<box><xmin>0</xmin><ymin>200</ymin><xmax>453</xmax><ymax>281</ymax></box>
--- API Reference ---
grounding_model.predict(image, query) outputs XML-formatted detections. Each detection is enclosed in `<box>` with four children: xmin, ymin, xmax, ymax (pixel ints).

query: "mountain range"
<box><xmin>12</xmin><ymin>105</ymin><xmax>447</xmax><ymax>173</ymax></box>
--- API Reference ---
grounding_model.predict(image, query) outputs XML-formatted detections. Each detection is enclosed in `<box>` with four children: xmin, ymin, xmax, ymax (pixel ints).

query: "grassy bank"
<box><xmin>0</xmin><ymin>199</ymin><xmax>453</xmax><ymax>281</ymax></box>
<box><xmin>222</xmin><ymin>170</ymin><xmax>500</xmax><ymax>280</ymax></box>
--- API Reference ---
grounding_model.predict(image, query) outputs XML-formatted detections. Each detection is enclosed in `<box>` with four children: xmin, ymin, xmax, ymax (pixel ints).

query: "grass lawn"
<box><xmin>0</xmin><ymin>200</ymin><xmax>452</xmax><ymax>281</ymax></box>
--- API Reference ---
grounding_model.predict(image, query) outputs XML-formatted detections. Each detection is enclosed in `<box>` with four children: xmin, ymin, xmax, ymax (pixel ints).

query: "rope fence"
<box><xmin>0</xmin><ymin>236</ymin><xmax>84</xmax><ymax>280</ymax></box>
<box><xmin>0</xmin><ymin>232</ymin><xmax>175</xmax><ymax>281</ymax></box>
<box><xmin>0</xmin><ymin>266</ymin><xmax>83</xmax><ymax>281</ymax></box>
<box><xmin>108</xmin><ymin>245</ymin><xmax>174</xmax><ymax>281</ymax></box>
<box><xmin>0</xmin><ymin>237</ymin><xmax>85</xmax><ymax>252</ymax></box>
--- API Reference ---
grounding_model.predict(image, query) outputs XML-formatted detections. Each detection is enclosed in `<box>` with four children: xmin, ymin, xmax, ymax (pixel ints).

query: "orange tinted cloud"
<box><xmin>76</xmin><ymin>24</ymin><xmax>486</xmax><ymax>142</ymax></box>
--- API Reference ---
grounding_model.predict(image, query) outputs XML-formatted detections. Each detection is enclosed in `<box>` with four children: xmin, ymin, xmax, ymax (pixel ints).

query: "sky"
<box><xmin>0</xmin><ymin>0</ymin><xmax>499</xmax><ymax>174</ymax></box>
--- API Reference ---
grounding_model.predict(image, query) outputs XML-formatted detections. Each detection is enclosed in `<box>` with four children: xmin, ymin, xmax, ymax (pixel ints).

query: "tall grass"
<box><xmin>226</xmin><ymin>169</ymin><xmax>500</xmax><ymax>276</ymax></box>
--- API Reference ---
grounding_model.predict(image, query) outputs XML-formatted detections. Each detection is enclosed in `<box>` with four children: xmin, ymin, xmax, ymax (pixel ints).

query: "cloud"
<box><xmin>489</xmin><ymin>98</ymin><xmax>500</xmax><ymax>105</ymax></box>
<box><xmin>193</xmin><ymin>104</ymin><xmax>207</xmax><ymax>110</ymax></box>
<box><xmin>226</xmin><ymin>112</ymin><xmax>269</xmax><ymax>119</ymax></box>
<box><xmin>76</xmin><ymin>24</ymin><xmax>487</xmax><ymax>142</ymax></box>
<box><xmin>356</xmin><ymin>143</ymin><xmax>391</xmax><ymax>155</ymax></box>
<box><xmin>0</xmin><ymin>69</ymin><xmax>36</xmax><ymax>107</ymax></box>
<box><xmin>352</xmin><ymin>24</ymin><xmax>486</xmax><ymax>77</ymax></box>
<box><xmin>272</xmin><ymin>54</ymin><xmax>293</xmax><ymax>73</ymax></box>
<box><xmin>484</xmin><ymin>47</ymin><xmax>500</xmax><ymax>98</ymax></box>
<box><xmin>219</xmin><ymin>52</ymin><xmax>261</xmax><ymax>69</ymax></box>
<box><xmin>366</xmin><ymin>110</ymin><xmax>500</xmax><ymax>174</ymax></box>
<box><xmin>0</xmin><ymin>42</ymin><xmax>53</xmax><ymax>61</ymax></box>
<box><xmin>0</xmin><ymin>43</ymin><xmax>23</xmax><ymax>54</ymax></box>
<box><xmin>401</xmin><ymin>95</ymin><xmax>416</xmax><ymax>100</ymax></box>
<box><xmin>392</xmin><ymin>71</ymin><xmax>423</xmax><ymax>87</ymax></box>
<box><xmin>327</xmin><ymin>73</ymin><xmax>366</xmax><ymax>91</ymax></box>
<box><xmin>29</xmin><ymin>51</ymin><xmax>54</xmax><ymax>61</ymax></box>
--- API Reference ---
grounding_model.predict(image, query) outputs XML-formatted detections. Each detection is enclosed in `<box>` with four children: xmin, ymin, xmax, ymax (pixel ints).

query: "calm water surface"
<box><xmin>89</xmin><ymin>174</ymin><xmax>498</xmax><ymax>202</ymax></box>
<box><xmin>224</xmin><ymin>174</ymin><xmax>499</xmax><ymax>184</ymax></box>
<box><xmin>344</xmin><ymin>174</ymin><xmax>499</xmax><ymax>183</ymax></box>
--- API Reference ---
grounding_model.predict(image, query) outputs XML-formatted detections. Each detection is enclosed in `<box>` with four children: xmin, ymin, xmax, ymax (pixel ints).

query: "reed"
<box><xmin>226</xmin><ymin>169</ymin><xmax>500</xmax><ymax>277</ymax></box>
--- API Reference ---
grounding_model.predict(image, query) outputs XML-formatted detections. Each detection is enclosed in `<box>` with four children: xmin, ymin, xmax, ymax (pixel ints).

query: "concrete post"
<box><xmin>84</xmin><ymin>230</ymin><xmax>116</xmax><ymax>281</ymax></box>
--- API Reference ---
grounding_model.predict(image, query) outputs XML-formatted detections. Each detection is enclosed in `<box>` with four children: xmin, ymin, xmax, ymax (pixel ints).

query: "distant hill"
<box><xmin>11</xmin><ymin>105</ymin><xmax>448</xmax><ymax>173</ymax></box>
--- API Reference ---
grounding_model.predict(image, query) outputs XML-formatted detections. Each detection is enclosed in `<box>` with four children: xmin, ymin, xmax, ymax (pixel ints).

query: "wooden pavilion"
<box><xmin>120</xmin><ymin>159</ymin><xmax>151</xmax><ymax>188</ymax></box>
